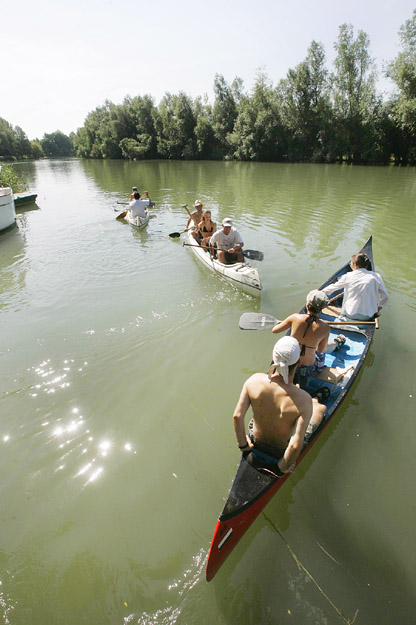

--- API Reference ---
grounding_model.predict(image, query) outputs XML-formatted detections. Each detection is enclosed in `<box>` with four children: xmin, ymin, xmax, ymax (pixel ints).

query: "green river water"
<box><xmin>0</xmin><ymin>158</ymin><xmax>415</xmax><ymax>625</ymax></box>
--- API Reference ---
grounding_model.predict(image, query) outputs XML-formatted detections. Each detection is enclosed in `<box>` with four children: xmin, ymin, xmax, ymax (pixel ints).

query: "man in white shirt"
<box><xmin>209</xmin><ymin>218</ymin><xmax>244</xmax><ymax>264</ymax></box>
<box><xmin>128</xmin><ymin>191</ymin><xmax>150</xmax><ymax>219</ymax></box>
<box><xmin>322</xmin><ymin>253</ymin><xmax>388</xmax><ymax>320</ymax></box>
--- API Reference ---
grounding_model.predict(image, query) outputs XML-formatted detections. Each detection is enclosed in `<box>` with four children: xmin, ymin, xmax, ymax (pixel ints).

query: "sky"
<box><xmin>1</xmin><ymin>0</ymin><xmax>414</xmax><ymax>140</ymax></box>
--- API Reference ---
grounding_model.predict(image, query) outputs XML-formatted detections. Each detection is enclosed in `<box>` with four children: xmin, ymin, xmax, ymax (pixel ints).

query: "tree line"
<box><xmin>1</xmin><ymin>15</ymin><xmax>415</xmax><ymax>166</ymax></box>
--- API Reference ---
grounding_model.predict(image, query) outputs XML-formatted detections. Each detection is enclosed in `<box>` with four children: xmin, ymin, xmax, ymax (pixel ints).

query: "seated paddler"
<box><xmin>271</xmin><ymin>290</ymin><xmax>345</xmax><ymax>390</ymax></box>
<box><xmin>233</xmin><ymin>337</ymin><xmax>326</xmax><ymax>475</ymax></box>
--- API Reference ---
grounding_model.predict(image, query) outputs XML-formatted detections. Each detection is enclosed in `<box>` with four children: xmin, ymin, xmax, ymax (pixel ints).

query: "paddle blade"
<box><xmin>239</xmin><ymin>312</ymin><xmax>279</xmax><ymax>330</ymax></box>
<box><xmin>169</xmin><ymin>232</ymin><xmax>181</xmax><ymax>238</ymax></box>
<box><xmin>242</xmin><ymin>249</ymin><xmax>264</xmax><ymax>261</ymax></box>
<box><xmin>116</xmin><ymin>210</ymin><xmax>128</xmax><ymax>220</ymax></box>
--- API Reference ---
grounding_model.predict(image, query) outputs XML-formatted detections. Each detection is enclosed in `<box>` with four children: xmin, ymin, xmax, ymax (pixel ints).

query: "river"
<box><xmin>0</xmin><ymin>158</ymin><xmax>415</xmax><ymax>625</ymax></box>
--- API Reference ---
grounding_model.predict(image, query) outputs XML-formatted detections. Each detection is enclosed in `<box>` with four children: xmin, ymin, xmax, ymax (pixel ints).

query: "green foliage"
<box><xmin>68</xmin><ymin>13</ymin><xmax>416</xmax><ymax>165</ymax></box>
<box><xmin>41</xmin><ymin>130</ymin><xmax>73</xmax><ymax>156</ymax></box>
<box><xmin>0</xmin><ymin>163</ymin><xmax>26</xmax><ymax>192</ymax></box>
<box><xmin>331</xmin><ymin>24</ymin><xmax>378</xmax><ymax>162</ymax></box>
<box><xmin>231</xmin><ymin>70</ymin><xmax>286</xmax><ymax>161</ymax></box>
<box><xmin>386</xmin><ymin>10</ymin><xmax>416</xmax><ymax>162</ymax></box>
<box><xmin>279</xmin><ymin>42</ymin><xmax>332</xmax><ymax>161</ymax></box>
<box><xmin>30</xmin><ymin>140</ymin><xmax>44</xmax><ymax>158</ymax></box>
<box><xmin>0</xmin><ymin>118</ymin><xmax>32</xmax><ymax>159</ymax></box>
<box><xmin>155</xmin><ymin>92</ymin><xmax>197</xmax><ymax>159</ymax></box>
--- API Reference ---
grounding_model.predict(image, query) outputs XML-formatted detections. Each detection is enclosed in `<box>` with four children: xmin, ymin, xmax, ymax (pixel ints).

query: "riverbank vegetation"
<box><xmin>1</xmin><ymin>15</ymin><xmax>415</xmax><ymax>165</ymax></box>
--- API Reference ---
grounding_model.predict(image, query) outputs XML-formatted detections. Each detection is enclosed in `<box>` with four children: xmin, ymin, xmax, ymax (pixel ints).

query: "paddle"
<box><xmin>328</xmin><ymin>292</ymin><xmax>343</xmax><ymax>304</ymax></box>
<box><xmin>116</xmin><ymin>210</ymin><xmax>128</xmax><ymax>220</ymax></box>
<box><xmin>239</xmin><ymin>312</ymin><xmax>378</xmax><ymax>330</ymax></box>
<box><xmin>169</xmin><ymin>230</ymin><xmax>187</xmax><ymax>238</ymax></box>
<box><xmin>182</xmin><ymin>242</ymin><xmax>264</xmax><ymax>261</ymax></box>
<box><xmin>117</xmin><ymin>201</ymin><xmax>129</xmax><ymax>205</ymax></box>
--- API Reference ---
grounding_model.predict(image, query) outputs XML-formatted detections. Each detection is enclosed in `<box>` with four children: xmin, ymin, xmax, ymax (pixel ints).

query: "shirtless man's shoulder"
<box><xmin>245</xmin><ymin>372</ymin><xmax>311</xmax><ymax>410</ymax></box>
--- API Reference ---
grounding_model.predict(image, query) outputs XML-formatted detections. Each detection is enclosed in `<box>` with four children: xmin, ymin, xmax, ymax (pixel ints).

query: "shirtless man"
<box><xmin>185</xmin><ymin>200</ymin><xmax>204</xmax><ymax>241</ymax></box>
<box><xmin>272</xmin><ymin>290</ymin><xmax>344</xmax><ymax>389</ymax></box>
<box><xmin>233</xmin><ymin>337</ymin><xmax>326</xmax><ymax>475</ymax></box>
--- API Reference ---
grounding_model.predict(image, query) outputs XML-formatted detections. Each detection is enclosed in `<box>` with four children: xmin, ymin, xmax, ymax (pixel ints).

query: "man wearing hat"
<box><xmin>185</xmin><ymin>200</ymin><xmax>205</xmax><ymax>241</ymax></box>
<box><xmin>208</xmin><ymin>218</ymin><xmax>244</xmax><ymax>264</ymax></box>
<box><xmin>271</xmin><ymin>290</ymin><xmax>345</xmax><ymax>390</ymax></box>
<box><xmin>233</xmin><ymin>337</ymin><xmax>326</xmax><ymax>474</ymax></box>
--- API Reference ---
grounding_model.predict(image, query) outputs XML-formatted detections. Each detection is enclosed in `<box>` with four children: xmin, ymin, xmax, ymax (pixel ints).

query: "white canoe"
<box><xmin>0</xmin><ymin>187</ymin><xmax>16</xmax><ymax>232</ymax></box>
<box><xmin>185</xmin><ymin>229</ymin><xmax>261</xmax><ymax>298</ymax></box>
<box><xmin>126</xmin><ymin>211</ymin><xmax>150</xmax><ymax>230</ymax></box>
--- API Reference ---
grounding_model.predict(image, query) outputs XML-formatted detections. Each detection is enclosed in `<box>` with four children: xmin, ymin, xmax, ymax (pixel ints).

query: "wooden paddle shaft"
<box><xmin>327</xmin><ymin>292</ymin><xmax>343</xmax><ymax>304</ymax></box>
<box><xmin>327</xmin><ymin>320</ymin><xmax>376</xmax><ymax>326</ymax></box>
<box><xmin>182</xmin><ymin>204</ymin><xmax>192</xmax><ymax>218</ymax></box>
<box><xmin>182</xmin><ymin>242</ymin><xmax>242</xmax><ymax>255</ymax></box>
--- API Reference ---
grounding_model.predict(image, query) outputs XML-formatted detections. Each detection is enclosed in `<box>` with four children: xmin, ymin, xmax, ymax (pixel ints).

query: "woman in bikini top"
<box><xmin>197</xmin><ymin>210</ymin><xmax>216</xmax><ymax>250</ymax></box>
<box><xmin>271</xmin><ymin>291</ymin><xmax>331</xmax><ymax>366</ymax></box>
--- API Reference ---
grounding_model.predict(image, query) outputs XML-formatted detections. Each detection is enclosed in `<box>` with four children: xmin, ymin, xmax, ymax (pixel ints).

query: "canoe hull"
<box><xmin>13</xmin><ymin>192</ymin><xmax>37</xmax><ymax>207</ymax></box>
<box><xmin>126</xmin><ymin>213</ymin><xmax>150</xmax><ymax>229</ymax></box>
<box><xmin>0</xmin><ymin>187</ymin><xmax>16</xmax><ymax>232</ymax></box>
<box><xmin>185</xmin><ymin>230</ymin><xmax>261</xmax><ymax>298</ymax></box>
<box><xmin>206</xmin><ymin>236</ymin><xmax>375</xmax><ymax>581</ymax></box>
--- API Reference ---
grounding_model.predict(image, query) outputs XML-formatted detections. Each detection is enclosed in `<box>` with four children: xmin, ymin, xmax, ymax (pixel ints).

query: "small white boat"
<box><xmin>125</xmin><ymin>211</ymin><xmax>150</xmax><ymax>230</ymax></box>
<box><xmin>0</xmin><ymin>187</ymin><xmax>16</xmax><ymax>232</ymax></box>
<box><xmin>184</xmin><ymin>229</ymin><xmax>261</xmax><ymax>297</ymax></box>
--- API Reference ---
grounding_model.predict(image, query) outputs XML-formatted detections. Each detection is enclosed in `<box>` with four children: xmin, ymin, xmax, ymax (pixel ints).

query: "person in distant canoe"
<box><xmin>321</xmin><ymin>252</ymin><xmax>388</xmax><ymax>321</ymax></box>
<box><xmin>233</xmin><ymin>336</ymin><xmax>327</xmax><ymax>475</ymax></box>
<box><xmin>197</xmin><ymin>210</ymin><xmax>217</xmax><ymax>251</ymax></box>
<box><xmin>209</xmin><ymin>218</ymin><xmax>244</xmax><ymax>264</ymax></box>
<box><xmin>185</xmin><ymin>200</ymin><xmax>205</xmax><ymax>240</ymax></box>
<box><xmin>128</xmin><ymin>191</ymin><xmax>150</xmax><ymax>219</ymax></box>
<box><xmin>130</xmin><ymin>187</ymin><xmax>151</xmax><ymax>202</ymax></box>
<box><xmin>271</xmin><ymin>290</ymin><xmax>345</xmax><ymax>390</ymax></box>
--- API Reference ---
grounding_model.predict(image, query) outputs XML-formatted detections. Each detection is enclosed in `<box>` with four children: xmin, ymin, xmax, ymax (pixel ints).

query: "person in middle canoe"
<box><xmin>185</xmin><ymin>200</ymin><xmax>205</xmax><ymax>241</ymax></box>
<box><xmin>209</xmin><ymin>218</ymin><xmax>244</xmax><ymax>264</ymax></box>
<box><xmin>271</xmin><ymin>290</ymin><xmax>345</xmax><ymax>390</ymax></box>
<box><xmin>197</xmin><ymin>209</ymin><xmax>216</xmax><ymax>251</ymax></box>
<box><xmin>233</xmin><ymin>336</ymin><xmax>327</xmax><ymax>475</ymax></box>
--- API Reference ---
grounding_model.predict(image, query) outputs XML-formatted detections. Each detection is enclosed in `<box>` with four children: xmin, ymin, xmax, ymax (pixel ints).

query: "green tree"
<box><xmin>279</xmin><ymin>42</ymin><xmax>333</xmax><ymax>161</ymax></box>
<box><xmin>154</xmin><ymin>92</ymin><xmax>197</xmax><ymax>159</ymax></box>
<box><xmin>0</xmin><ymin>118</ymin><xmax>17</xmax><ymax>158</ymax></box>
<box><xmin>127</xmin><ymin>95</ymin><xmax>158</xmax><ymax>158</ymax></box>
<box><xmin>212</xmin><ymin>74</ymin><xmax>242</xmax><ymax>157</ymax></box>
<box><xmin>30</xmin><ymin>140</ymin><xmax>44</xmax><ymax>159</ymax></box>
<box><xmin>231</xmin><ymin>70</ymin><xmax>286</xmax><ymax>161</ymax></box>
<box><xmin>331</xmin><ymin>24</ymin><xmax>378</xmax><ymax>163</ymax></box>
<box><xmin>386</xmin><ymin>9</ymin><xmax>416</xmax><ymax>163</ymax></box>
<box><xmin>193</xmin><ymin>96</ymin><xmax>218</xmax><ymax>159</ymax></box>
<box><xmin>41</xmin><ymin>130</ymin><xmax>73</xmax><ymax>156</ymax></box>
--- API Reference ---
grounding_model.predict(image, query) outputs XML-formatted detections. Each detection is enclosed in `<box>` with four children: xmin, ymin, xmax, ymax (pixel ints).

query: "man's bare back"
<box><xmin>233</xmin><ymin>367</ymin><xmax>315</xmax><ymax>473</ymax></box>
<box><xmin>245</xmin><ymin>372</ymin><xmax>312</xmax><ymax>449</ymax></box>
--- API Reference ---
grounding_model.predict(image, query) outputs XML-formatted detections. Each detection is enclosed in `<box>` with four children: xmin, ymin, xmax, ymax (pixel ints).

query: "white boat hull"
<box><xmin>185</xmin><ymin>230</ymin><xmax>261</xmax><ymax>297</ymax></box>
<box><xmin>0</xmin><ymin>188</ymin><xmax>16</xmax><ymax>232</ymax></box>
<box><xmin>126</xmin><ymin>212</ymin><xmax>150</xmax><ymax>229</ymax></box>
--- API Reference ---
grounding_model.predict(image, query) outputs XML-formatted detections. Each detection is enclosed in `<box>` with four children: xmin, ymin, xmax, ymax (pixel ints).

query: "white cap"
<box><xmin>272</xmin><ymin>336</ymin><xmax>300</xmax><ymax>384</ymax></box>
<box><xmin>222</xmin><ymin>218</ymin><xmax>233</xmax><ymax>227</ymax></box>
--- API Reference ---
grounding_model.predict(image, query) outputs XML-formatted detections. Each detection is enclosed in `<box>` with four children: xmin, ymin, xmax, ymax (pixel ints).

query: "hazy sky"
<box><xmin>1</xmin><ymin>0</ymin><xmax>414</xmax><ymax>139</ymax></box>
